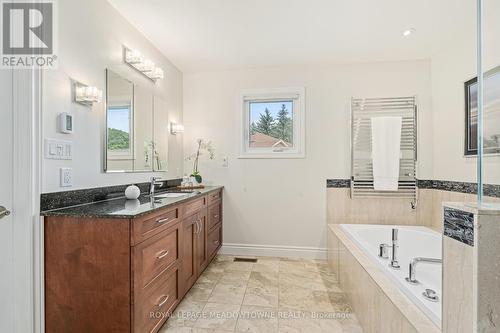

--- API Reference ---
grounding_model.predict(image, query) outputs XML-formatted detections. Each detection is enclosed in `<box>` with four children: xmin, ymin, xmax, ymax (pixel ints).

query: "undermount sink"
<box><xmin>155</xmin><ymin>192</ymin><xmax>189</xmax><ymax>198</ymax></box>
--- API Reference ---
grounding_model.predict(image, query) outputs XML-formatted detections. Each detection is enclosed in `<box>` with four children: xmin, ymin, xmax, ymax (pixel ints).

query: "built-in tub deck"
<box><xmin>328</xmin><ymin>224</ymin><xmax>441</xmax><ymax>333</ymax></box>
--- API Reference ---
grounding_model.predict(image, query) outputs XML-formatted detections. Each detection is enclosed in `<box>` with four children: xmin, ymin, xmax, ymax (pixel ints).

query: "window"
<box><xmin>107</xmin><ymin>104</ymin><xmax>133</xmax><ymax>158</ymax></box>
<box><xmin>240</xmin><ymin>87</ymin><xmax>305</xmax><ymax>158</ymax></box>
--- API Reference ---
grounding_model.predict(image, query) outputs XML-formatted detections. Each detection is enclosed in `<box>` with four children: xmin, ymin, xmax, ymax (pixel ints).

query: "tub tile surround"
<box><xmin>326</xmin><ymin>179</ymin><xmax>500</xmax><ymax>232</ymax></box>
<box><xmin>442</xmin><ymin>203</ymin><xmax>500</xmax><ymax>333</ymax></box>
<box><xmin>328</xmin><ymin>225</ymin><xmax>439</xmax><ymax>333</ymax></box>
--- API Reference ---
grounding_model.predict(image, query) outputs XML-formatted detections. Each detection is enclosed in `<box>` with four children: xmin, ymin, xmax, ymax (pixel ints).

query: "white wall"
<box><xmin>430</xmin><ymin>1</ymin><xmax>500</xmax><ymax>185</ymax></box>
<box><xmin>183</xmin><ymin>61</ymin><xmax>432</xmax><ymax>255</ymax></box>
<box><xmin>42</xmin><ymin>0</ymin><xmax>183</xmax><ymax>193</ymax></box>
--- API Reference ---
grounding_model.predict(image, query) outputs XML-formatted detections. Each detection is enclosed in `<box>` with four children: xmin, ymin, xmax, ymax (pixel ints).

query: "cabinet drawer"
<box><xmin>132</xmin><ymin>207</ymin><xmax>180</xmax><ymax>245</ymax></box>
<box><xmin>207</xmin><ymin>189</ymin><xmax>222</xmax><ymax>205</ymax></box>
<box><xmin>207</xmin><ymin>224</ymin><xmax>222</xmax><ymax>259</ymax></box>
<box><xmin>134</xmin><ymin>268</ymin><xmax>179</xmax><ymax>333</ymax></box>
<box><xmin>183</xmin><ymin>196</ymin><xmax>207</xmax><ymax>217</ymax></box>
<box><xmin>208</xmin><ymin>202</ymin><xmax>222</xmax><ymax>230</ymax></box>
<box><xmin>134</xmin><ymin>226</ymin><xmax>179</xmax><ymax>290</ymax></box>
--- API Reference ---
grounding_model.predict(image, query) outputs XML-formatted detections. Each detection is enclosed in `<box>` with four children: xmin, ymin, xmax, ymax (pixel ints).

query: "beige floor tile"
<box><xmin>166</xmin><ymin>300</ymin><xmax>205</xmax><ymax>328</ymax></box>
<box><xmin>243</xmin><ymin>285</ymin><xmax>279</xmax><ymax>308</ymax></box>
<box><xmin>185</xmin><ymin>283</ymin><xmax>215</xmax><ymax>303</ymax></box>
<box><xmin>208</xmin><ymin>284</ymin><xmax>247</xmax><ymax>304</ymax></box>
<box><xmin>248</xmin><ymin>271</ymin><xmax>279</xmax><ymax>288</ymax></box>
<box><xmin>197</xmin><ymin>271</ymin><xmax>223</xmax><ymax>286</ymax></box>
<box><xmin>278</xmin><ymin>287</ymin><xmax>309</xmax><ymax>310</ymax></box>
<box><xmin>226</xmin><ymin>261</ymin><xmax>255</xmax><ymax>272</ymax></box>
<box><xmin>191</xmin><ymin>328</ymin><xmax>234</xmax><ymax>333</ymax></box>
<box><xmin>158</xmin><ymin>326</ymin><xmax>193</xmax><ymax>333</ymax></box>
<box><xmin>194</xmin><ymin>302</ymin><xmax>241</xmax><ymax>331</ymax></box>
<box><xmin>177</xmin><ymin>257</ymin><xmax>362</xmax><ymax>333</ymax></box>
<box><xmin>218</xmin><ymin>270</ymin><xmax>251</xmax><ymax>287</ymax></box>
<box><xmin>235</xmin><ymin>305</ymin><xmax>278</xmax><ymax>333</ymax></box>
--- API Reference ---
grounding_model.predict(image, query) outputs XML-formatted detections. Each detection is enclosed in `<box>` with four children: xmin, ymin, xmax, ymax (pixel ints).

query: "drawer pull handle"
<box><xmin>214</xmin><ymin>214</ymin><xmax>219</xmax><ymax>218</ymax></box>
<box><xmin>213</xmin><ymin>240</ymin><xmax>220</xmax><ymax>245</ymax></box>
<box><xmin>157</xmin><ymin>295</ymin><xmax>170</xmax><ymax>307</ymax></box>
<box><xmin>156</xmin><ymin>217</ymin><xmax>170</xmax><ymax>224</ymax></box>
<box><xmin>156</xmin><ymin>250</ymin><xmax>170</xmax><ymax>259</ymax></box>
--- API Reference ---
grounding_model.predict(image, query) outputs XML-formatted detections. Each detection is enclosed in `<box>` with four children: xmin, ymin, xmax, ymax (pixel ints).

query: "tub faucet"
<box><xmin>389</xmin><ymin>228</ymin><xmax>400</xmax><ymax>269</ymax></box>
<box><xmin>405</xmin><ymin>257</ymin><xmax>442</xmax><ymax>284</ymax></box>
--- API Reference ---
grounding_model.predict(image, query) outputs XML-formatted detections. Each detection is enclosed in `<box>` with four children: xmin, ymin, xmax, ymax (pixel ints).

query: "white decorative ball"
<box><xmin>125</xmin><ymin>185</ymin><xmax>141</xmax><ymax>200</ymax></box>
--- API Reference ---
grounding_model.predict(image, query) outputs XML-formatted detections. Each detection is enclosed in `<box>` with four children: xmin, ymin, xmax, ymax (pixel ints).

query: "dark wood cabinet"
<box><xmin>44</xmin><ymin>188</ymin><xmax>223</xmax><ymax>333</ymax></box>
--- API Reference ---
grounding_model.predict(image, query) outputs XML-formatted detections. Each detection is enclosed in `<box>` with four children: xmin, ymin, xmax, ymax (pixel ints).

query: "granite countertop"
<box><xmin>40</xmin><ymin>186</ymin><xmax>223</xmax><ymax>219</ymax></box>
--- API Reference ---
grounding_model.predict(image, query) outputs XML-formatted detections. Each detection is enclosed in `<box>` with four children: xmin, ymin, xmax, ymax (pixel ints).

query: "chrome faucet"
<box><xmin>378</xmin><ymin>243</ymin><xmax>390</xmax><ymax>259</ymax></box>
<box><xmin>389</xmin><ymin>228</ymin><xmax>400</xmax><ymax>269</ymax></box>
<box><xmin>149</xmin><ymin>176</ymin><xmax>163</xmax><ymax>197</ymax></box>
<box><xmin>405</xmin><ymin>257</ymin><xmax>442</xmax><ymax>284</ymax></box>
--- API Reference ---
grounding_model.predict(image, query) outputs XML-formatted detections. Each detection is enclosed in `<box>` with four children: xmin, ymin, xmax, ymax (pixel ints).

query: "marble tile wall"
<box><xmin>442</xmin><ymin>234</ymin><xmax>474</xmax><ymax>332</ymax></box>
<box><xmin>326</xmin><ymin>188</ymin><xmax>417</xmax><ymax>226</ymax></box>
<box><xmin>326</xmin><ymin>187</ymin><xmax>500</xmax><ymax>231</ymax></box>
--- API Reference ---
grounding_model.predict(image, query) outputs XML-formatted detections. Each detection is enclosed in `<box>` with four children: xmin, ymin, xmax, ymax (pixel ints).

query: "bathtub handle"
<box><xmin>378</xmin><ymin>243</ymin><xmax>390</xmax><ymax>259</ymax></box>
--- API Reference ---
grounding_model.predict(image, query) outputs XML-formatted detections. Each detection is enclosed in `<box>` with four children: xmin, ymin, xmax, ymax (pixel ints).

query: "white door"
<box><xmin>0</xmin><ymin>70</ymin><xmax>14</xmax><ymax>332</ymax></box>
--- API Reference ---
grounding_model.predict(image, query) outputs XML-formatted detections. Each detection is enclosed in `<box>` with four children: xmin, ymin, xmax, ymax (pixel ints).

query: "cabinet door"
<box><xmin>180</xmin><ymin>214</ymin><xmax>198</xmax><ymax>296</ymax></box>
<box><xmin>195</xmin><ymin>210</ymin><xmax>209</xmax><ymax>275</ymax></box>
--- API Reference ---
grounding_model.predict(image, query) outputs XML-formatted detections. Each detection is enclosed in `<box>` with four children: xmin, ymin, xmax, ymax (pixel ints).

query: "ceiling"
<box><xmin>108</xmin><ymin>0</ymin><xmax>475</xmax><ymax>73</ymax></box>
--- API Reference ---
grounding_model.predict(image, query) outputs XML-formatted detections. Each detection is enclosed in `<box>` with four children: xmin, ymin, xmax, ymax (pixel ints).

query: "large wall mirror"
<box><xmin>104</xmin><ymin>69</ymin><xmax>169</xmax><ymax>172</ymax></box>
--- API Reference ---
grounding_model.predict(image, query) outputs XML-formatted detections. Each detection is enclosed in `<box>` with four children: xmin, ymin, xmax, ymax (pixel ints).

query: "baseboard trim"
<box><xmin>220</xmin><ymin>243</ymin><xmax>327</xmax><ymax>260</ymax></box>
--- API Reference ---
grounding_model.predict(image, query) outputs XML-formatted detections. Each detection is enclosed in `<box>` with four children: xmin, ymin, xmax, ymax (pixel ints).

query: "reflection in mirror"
<box><xmin>106</xmin><ymin>70</ymin><xmax>135</xmax><ymax>172</ymax></box>
<box><xmin>104</xmin><ymin>69</ymin><xmax>170</xmax><ymax>173</ymax></box>
<box><xmin>132</xmin><ymin>84</ymin><xmax>154</xmax><ymax>172</ymax></box>
<box><xmin>153</xmin><ymin>97</ymin><xmax>169</xmax><ymax>171</ymax></box>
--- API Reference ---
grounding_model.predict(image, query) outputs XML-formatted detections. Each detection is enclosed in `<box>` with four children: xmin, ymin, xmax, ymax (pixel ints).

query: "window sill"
<box><xmin>238</xmin><ymin>153</ymin><xmax>306</xmax><ymax>159</ymax></box>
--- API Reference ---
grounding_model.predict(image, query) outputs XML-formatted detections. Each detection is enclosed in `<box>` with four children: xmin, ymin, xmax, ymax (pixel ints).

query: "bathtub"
<box><xmin>339</xmin><ymin>224</ymin><xmax>442</xmax><ymax>327</ymax></box>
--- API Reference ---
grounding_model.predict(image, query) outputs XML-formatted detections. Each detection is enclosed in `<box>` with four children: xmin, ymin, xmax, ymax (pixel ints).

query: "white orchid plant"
<box><xmin>186</xmin><ymin>139</ymin><xmax>215</xmax><ymax>183</ymax></box>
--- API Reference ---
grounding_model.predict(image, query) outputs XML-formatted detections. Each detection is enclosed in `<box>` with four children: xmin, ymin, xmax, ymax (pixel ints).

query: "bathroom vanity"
<box><xmin>42</xmin><ymin>186</ymin><xmax>223</xmax><ymax>333</ymax></box>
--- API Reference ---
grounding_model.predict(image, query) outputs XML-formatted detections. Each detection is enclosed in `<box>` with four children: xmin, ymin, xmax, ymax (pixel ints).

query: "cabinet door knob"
<box><xmin>156</xmin><ymin>249</ymin><xmax>170</xmax><ymax>259</ymax></box>
<box><xmin>156</xmin><ymin>295</ymin><xmax>170</xmax><ymax>307</ymax></box>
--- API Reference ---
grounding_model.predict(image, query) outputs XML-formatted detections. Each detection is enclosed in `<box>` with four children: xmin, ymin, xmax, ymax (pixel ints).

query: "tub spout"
<box><xmin>405</xmin><ymin>257</ymin><xmax>442</xmax><ymax>284</ymax></box>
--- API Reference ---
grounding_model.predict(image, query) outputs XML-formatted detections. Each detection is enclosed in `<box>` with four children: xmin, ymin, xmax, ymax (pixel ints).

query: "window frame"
<box><xmin>106</xmin><ymin>103</ymin><xmax>134</xmax><ymax>160</ymax></box>
<box><xmin>239</xmin><ymin>87</ymin><xmax>306</xmax><ymax>159</ymax></box>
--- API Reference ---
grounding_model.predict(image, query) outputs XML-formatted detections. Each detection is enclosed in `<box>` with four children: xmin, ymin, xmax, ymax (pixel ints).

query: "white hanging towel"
<box><xmin>371</xmin><ymin>116</ymin><xmax>402</xmax><ymax>191</ymax></box>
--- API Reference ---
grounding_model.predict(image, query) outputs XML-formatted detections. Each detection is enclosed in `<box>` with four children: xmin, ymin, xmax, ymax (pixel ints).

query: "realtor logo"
<box><xmin>1</xmin><ymin>0</ymin><xmax>57</xmax><ymax>68</ymax></box>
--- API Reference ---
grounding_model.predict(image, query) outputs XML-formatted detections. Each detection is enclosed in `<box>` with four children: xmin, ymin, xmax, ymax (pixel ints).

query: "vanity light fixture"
<box><xmin>123</xmin><ymin>47</ymin><xmax>164</xmax><ymax>82</ymax></box>
<box><xmin>170</xmin><ymin>122</ymin><xmax>184</xmax><ymax>135</ymax></box>
<box><xmin>74</xmin><ymin>82</ymin><xmax>102</xmax><ymax>106</ymax></box>
<box><xmin>402</xmin><ymin>28</ymin><xmax>416</xmax><ymax>37</ymax></box>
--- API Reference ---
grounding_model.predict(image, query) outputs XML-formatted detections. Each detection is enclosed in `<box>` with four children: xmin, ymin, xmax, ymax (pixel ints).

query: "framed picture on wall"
<box><xmin>464</xmin><ymin>65</ymin><xmax>500</xmax><ymax>156</ymax></box>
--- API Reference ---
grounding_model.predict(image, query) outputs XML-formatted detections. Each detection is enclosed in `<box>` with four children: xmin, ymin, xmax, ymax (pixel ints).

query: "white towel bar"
<box><xmin>350</xmin><ymin>96</ymin><xmax>417</xmax><ymax>204</ymax></box>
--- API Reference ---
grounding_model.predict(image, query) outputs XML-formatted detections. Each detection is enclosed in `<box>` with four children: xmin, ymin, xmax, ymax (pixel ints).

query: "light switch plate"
<box><xmin>222</xmin><ymin>156</ymin><xmax>229</xmax><ymax>168</ymax></box>
<box><xmin>45</xmin><ymin>139</ymin><xmax>73</xmax><ymax>160</ymax></box>
<box><xmin>60</xmin><ymin>168</ymin><xmax>73</xmax><ymax>187</ymax></box>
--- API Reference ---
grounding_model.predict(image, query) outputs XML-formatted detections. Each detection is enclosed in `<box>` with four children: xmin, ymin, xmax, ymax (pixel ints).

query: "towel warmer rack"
<box><xmin>350</xmin><ymin>96</ymin><xmax>417</xmax><ymax>205</ymax></box>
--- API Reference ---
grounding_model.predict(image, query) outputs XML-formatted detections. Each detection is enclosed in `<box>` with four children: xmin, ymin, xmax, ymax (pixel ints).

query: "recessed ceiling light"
<box><xmin>402</xmin><ymin>28</ymin><xmax>416</xmax><ymax>37</ymax></box>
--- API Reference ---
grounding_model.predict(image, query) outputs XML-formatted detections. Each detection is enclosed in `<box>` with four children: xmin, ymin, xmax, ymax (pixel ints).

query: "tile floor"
<box><xmin>159</xmin><ymin>255</ymin><xmax>364</xmax><ymax>333</ymax></box>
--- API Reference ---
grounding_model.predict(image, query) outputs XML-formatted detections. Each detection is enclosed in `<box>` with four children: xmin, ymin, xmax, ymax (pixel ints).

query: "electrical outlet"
<box><xmin>60</xmin><ymin>168</ymin><xmax>73</xmax><ymax>187</ymax></box>
<box><xmin>222</xmin><ymin>156</ymin><xmax>229</xmax><ymax>168</ymax></box>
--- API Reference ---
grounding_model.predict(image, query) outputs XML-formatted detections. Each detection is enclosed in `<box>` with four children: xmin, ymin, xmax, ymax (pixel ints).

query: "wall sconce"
<box><xmin>124</xmin><ymin>47</ymin><xmax>164</xmax><ymax>82</ymax></box>
<box><xmin>170</xmin><ymin>122</ymin><xmax>184</xmax><ymax>135</ymax></box>
<box><xmin>74</xmin><ymin>82</ymin><xmax>102</xmax><ymax>106</ymax></box>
